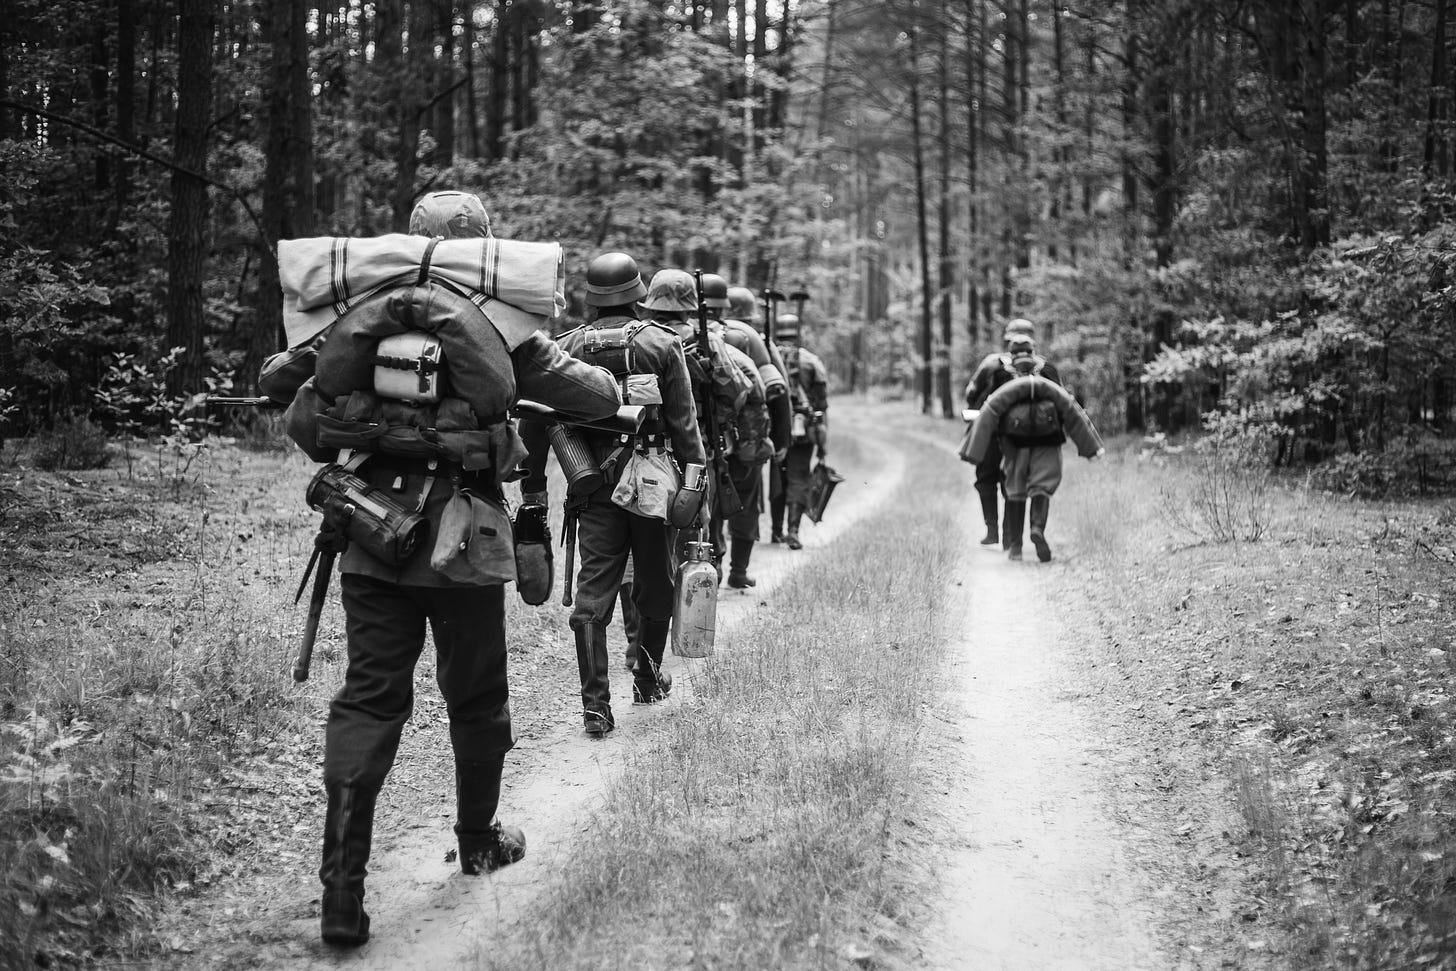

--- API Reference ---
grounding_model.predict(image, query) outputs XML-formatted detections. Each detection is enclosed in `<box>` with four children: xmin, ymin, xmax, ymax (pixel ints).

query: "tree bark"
<box><xmin>909</xmin><ymin>25</ymin><xmax>934</xmax><ymax>413</ymax></box>
<box><xmin>166</xmin><ymin>0</ymin><xmax>216</xmax><ymax>399</ymax></box>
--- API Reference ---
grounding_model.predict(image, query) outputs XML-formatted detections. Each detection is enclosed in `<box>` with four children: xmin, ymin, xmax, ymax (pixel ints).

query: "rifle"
<box><xmin>693</xmin><ymin>269</ymin><xmax>743</xmax><ymax>522</ymax></box>
<box><xmin>761</xmin><ymin>288</ymin><xmax>785</xmax><ymax>346</ymax></box>
<box><xmin>291</xmin><ymin>509</ymin><xmax>349</xmax><ymax>682</ymax></box>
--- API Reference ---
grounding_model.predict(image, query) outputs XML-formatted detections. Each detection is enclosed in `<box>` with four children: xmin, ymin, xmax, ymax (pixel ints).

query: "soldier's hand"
<box><xmin>774</xmin><ymin>448</ymin><xmax>788</xmax><ymax>464</ymax></box>
<box><xmin>1089</xmin><ymin>448</ymin><xmax>1106</xmax><ymax>462</ymax></box>
<box><xmin>666</xmin><ymin>485</ymin><xmax>705</xmax><ymax>529</ymax></box>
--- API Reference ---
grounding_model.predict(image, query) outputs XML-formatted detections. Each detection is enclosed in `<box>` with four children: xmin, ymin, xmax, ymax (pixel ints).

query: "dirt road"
<box><xmin>145</xmin><ymin>406</ymin><xmax>1265</xmax><ymax>969</ymax></box>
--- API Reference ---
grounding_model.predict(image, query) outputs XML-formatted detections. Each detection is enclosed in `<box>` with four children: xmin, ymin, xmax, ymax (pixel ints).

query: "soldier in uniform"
<box><xmin>639</xmin><ymin>269</ymin><xmax>751</xmax><ymax>570</ymax></box>
<box><xmin>700</xmin><ymin>274</ymin><xmax>788</xmax><ymax>588</ymax></box>
<box><xmin>963</xmin><ymin>318</ymin><xmax>1061</xmax><ymax>547</ymax></box>
<box><xmin>289</xmin><ymin>192</ymin><xmax>624</xmax><ymax>947</ymax></box>
<box><xmin>769</xmin><ymin>313</ymin><xmax>829</xmax><ymax>550</ymax></box>
<box><xmin>520</xmin><ymin>253</ymin><xmax>705</xmax><ymax>738</ymax></box>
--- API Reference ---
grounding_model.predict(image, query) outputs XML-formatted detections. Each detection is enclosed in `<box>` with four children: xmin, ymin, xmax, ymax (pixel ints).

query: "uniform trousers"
<box><xmin>569</xmin><ymin>494</ymin><xmax>674</xmax><ymax>632</ymax></box>
<box><xmin>1000</xmin><ymin>444</ymin><xmax>1063</xmax><ymax>500</ymax></box>
<box><xmin>324</xmin><ymin>574</ymin><xmax>512</xmax><ymax>791</ymax></box>
<box><xmin>770</xmin><ymin>441</ymin><xmax>816</xmax><ymax>526</ymax></box>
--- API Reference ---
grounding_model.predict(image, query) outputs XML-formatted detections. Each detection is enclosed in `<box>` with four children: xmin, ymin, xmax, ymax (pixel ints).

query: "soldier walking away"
<box><xmin>963</xmin><ymin>336</ymin><xmax>1103</xmax><ymax>561</ymax></box>
<box><xmin>769</xmin><ymin>313</ymin><xmax>829</xmax><ymax>550</ymax></box>
<box><xmin>702</xmin><ymin>275</ymin><xmax>790</xmax><ymax>588</ymax></box>
<box><xmin>520</xmin><ymin>253</ymin><xmax>706</xmax><ymax>739</ymax></box>
<box><xmin>641</xmin><ymin>269</ymin><xmax>752</xmax><ymax>571</ymax></box>
<box><xmin>281</xmin><ymin>191</ymin><xmax>623</xmax><ymax>946</ymax></box>
<box><xmin>962</xmin><ymin>318</ymin><xmax>1061</xmax><ymax>547</ymax></box>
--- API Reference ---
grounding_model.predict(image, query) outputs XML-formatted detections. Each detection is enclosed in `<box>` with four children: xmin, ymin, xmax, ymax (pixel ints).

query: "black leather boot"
<box><xmin>454</xmin><ymin>752</ymin><xmax>526</xmax><ymax>875</ymax></box>
<box><xmin>633</xmin><ymin>619</ymin><xmax>673</xmax><ymax>703</ymax></box>
<box><xmin>1029</xmin><ymin>494</ymin><xmax>1052</xmax><ymax>562</ymax></box>
<box><xmin>1004</xmin><ymin>500</ymin><xmax>1027</xmax><ymax>561</ymax></box>
<box><xmin>727</xmin><ymin>537</ymin><xmax>756</xmax><ymax>588</ymax></box>
<box><xmin>573</xmin><ymin>624</ymin><xmax>614</xmax><ymax>736</ymax></box>
<box><xmin>976</xmin><ymin>485</ymin><xmax>999</xmax><ymax>545</ymax></box>
<box><xmin>785</xmin><ymin>503</ymin><xmax>805</xmax><ymax>550</ymax></box>
<box><xmin>319</xmin><ymin>783</ymin><xmax>378</xmax><ymax>947</ymax></box>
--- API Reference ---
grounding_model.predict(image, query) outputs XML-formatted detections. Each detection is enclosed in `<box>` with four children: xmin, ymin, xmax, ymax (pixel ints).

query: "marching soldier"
<box><xmin>769</xmin><ymin>312</ymin><xmax>829</xmax><ymax>550</ymax></box>
<box><xmin>964</xmin><ymin>334</ymin><xmax>1102</xmax><ymax>561</ymax></box>
<box><xmin>701</xmin><ymin>274</ymin><xmax>788</xmax><ymax>588</ymax></box>
<box><xmin>520</xmin><ymin>253</ymin><xmax>706</xmax><ymax>738</ymax></box>
<box><xmin>963</xmin><ymin>318</ymin><xmax>1062</xmax><ymax>547</ymax></box>
<box><xmin>286</xmin><ymin>191</ymin><xmax>624</xmax><ymax>946</ymax></box>
<box><xmin>639</xmin><ymin>269</ymin><xmax>751</xmax><ymax>570</ymax></box>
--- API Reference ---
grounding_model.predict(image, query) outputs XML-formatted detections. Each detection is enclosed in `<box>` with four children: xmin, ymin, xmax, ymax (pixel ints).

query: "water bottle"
<box><xmin>513</xmin><ymin>502</ymin><xmax>553</xmax><ymax>605</ymax></box>
<box><xmin>671</xmin><ymin>540</ymin><xmax>718</xmax><ymax>658</ymax></box>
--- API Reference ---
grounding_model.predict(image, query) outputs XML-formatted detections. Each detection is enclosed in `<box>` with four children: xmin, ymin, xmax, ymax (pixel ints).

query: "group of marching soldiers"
<box><xmin>518</xmin><ymin>253</ymin><xmax>830</xmax><ymax>740</ymax></box>
<box><xmin>273</xmin><ymin>191</ymin><xmax>834</xmax><ymax>950</ymax></box>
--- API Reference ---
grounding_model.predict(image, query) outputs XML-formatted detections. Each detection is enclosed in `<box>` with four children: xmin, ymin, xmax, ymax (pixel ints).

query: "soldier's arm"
<box><xmin>511</xmin><ymin>332</ymin><xmax>621</xmax><ymax>423</ymax></box>
<box><xmin>805</xmin><ymin>353</ymin><xmax>830</xmax><ymax>412</ymax></box>
<box><xmin>658</xmin><ymin>339</ymin><xmax>707</xmax><ymax>468</ymax></box>
<box><xmin>1040</xmin><ymin>360</ymin><xmax>1064</xmax><ymax>387</ymax></box>
<box><xmin>518</xmin><ymin>418</ymin><xmax>552</xmax><ymax>496</ymax></box>
<box><xmin>966</xmin><ymin>353</ymin><xmax>1000</xmax><ymax>407</ymax></box>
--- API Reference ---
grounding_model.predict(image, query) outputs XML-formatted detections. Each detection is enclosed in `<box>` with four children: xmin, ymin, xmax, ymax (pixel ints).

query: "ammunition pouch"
<box><xmin>306</xmin><ymin>464</ymin><xmax>429</xmax><ymax>566</ymax></box>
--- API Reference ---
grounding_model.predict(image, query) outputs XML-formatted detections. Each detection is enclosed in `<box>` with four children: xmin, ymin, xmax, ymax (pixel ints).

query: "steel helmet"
<box><xmin>1002</xmin><ymin>318</ymin><xmax>1035</xmax><ymax>343</ymax></box>
<box><xmin>726</xmin><ymin>286</ymin><xmax>759</xmax><ymax>321</ymax></box>
<box><xmin>584</xmin><ymin>252</ymin><xmax>647</xmax><ymax>307</ymax></box>
<box><xmin>775</xmin><ymin>312</ymin><xmax>801</xmax><ymax>340</ymax></box>
<box><xmin>409</xmin><ymin>190</ymin><xmax>492</xmax><ymax>239</ymax></box>
<box><xmin>641</xmin><ymin>269</ymin><xmax>698</xmax><ymax>312</ymax></box>
<box><xmin>701</xmin><ymin>273</ymin><xmax>731</xmax><ymax>309</ymax></box>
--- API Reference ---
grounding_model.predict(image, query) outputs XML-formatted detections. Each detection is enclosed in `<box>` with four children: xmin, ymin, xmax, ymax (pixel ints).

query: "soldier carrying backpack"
<box><xmin>963</xmin><ymin>336</ymin><xmax>1104</xmax><ymax>562</ymax></box>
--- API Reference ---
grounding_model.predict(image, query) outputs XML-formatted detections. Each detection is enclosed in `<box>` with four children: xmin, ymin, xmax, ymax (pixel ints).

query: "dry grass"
<box><xmin>0</xmin><ymin>442</ymin><xmax>322</xmax><ymax>968</ymax></box>
<box><xmin>476</xmin><ymin>422</ymin><xmax>964</xmax><ymax>971</ymax></box>
<box><xmin>1057</xmin><ymin>439</ymin><xmax>1456</xmax><ymax>969</ymax></box>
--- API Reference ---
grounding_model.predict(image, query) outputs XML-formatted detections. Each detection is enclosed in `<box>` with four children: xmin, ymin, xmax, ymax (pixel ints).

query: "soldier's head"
<box><xmin>1008</xmin><ymin>335</ymin><xmax>1038</xmax><ymax>373</ymax></box>
<box><xmin>1003</xmin><ymin>318</ymin><xmax>1035</xmax><ymax>346</ymax></box>
<box><xmin>775</xmin><ymin>313</ymin><xmax>801</xmax><ymax>345</ymax></box>
<box><xmin>726</xmin><ymin>286</ymin><xmax>759</xmax><ymax>323</ymax></box>
<box><xmin>700</xmin><ymin>273</ymin><xmax>730</xmax><ymax>318</ymax></box>
<box><xmin>584</xmin><ymin>251</ymin><xmax>647</xmax><ymax>318</ymax></box>
<box><xmin>640</xmin><ymin>269</ymin><xmax>698</xmax><ymax>320</ymax></box>
<box><xmin>409</xmin><ymin>190</ymin><xmax>492</xmax><ymax>239</ymax></box>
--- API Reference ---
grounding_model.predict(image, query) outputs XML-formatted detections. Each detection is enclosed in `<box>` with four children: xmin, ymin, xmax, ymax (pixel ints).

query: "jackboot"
<box><xmin>976</xmin><ymin>485</ymin><xmax>1000</xmax><ymax>545</ymax></box>
<box><xmin>785</xmin><ymin>503</ymin><xmax>805</xmax><ymax>550</ymax></box>
<box><xmin>1029</xmin><ymin>494</ymin><xmax>1052</xmax><ymax>562</ymax></box>
<box><xmin>573</xmin><ymin>624</ymin><xmax>615</xmax><ymax>736</ymax></box>
<box><xmin>727</xmin><ymin>537</ymin><xmax>756</xmax><ymax>588</ymax></box>
<box><xmin>319</xmin><ymin>783</ymin><xmax>378</xmax><ymax>947</ymax></box>
<box><xmin>770</xmin><ymin>492</ymin><xmax>786</xmax><ymax>543</ymax></box>
<box><xmin>633</xmin><ymin>619</ymin><xmax>673</xmax><ymax>703</ymax></box>
<box><xmin>454</xmin><ymin>752</ymin><xmax>526</xmax><ymax>875</ymax></box>
<box><xmin>1004</xmin><ymin>500</ymin><xmax>1027</xmax><ymax>561</ymax></box>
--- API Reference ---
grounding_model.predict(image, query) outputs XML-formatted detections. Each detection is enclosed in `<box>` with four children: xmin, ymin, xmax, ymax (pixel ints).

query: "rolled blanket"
<box><xmin>278</xmin><ymin>234</ymin><xmax>565</xmax><ymax>349</ymax></box>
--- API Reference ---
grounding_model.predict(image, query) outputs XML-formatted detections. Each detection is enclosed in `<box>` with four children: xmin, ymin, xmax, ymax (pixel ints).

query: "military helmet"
<box><xmin>584</xmin><ymin>252</ymin><xmax>647</xmax><ymax>307</ymax></box>
<box><xmin>726</xmin><ymin>286</ymin><xmax>759</xmax><ymax>321</ymax></box>
<box><xmin>1003</xmin><ymin>317</ymin><xmax>1035</xmax><ymax>342</ymax></box>
<box><xmin>701</xmin><ymin>273</ymin><xmax>731</xmax><ymax>309</ymax></box>
<box><xmin>409</xmin><ymin>190</ymin><xmax>492</xmax><ymax>239</ymax></box>
<box><xmin>775</xmin><ymin>312</ymin><xmax>801</xmax><ymax>341</ymax></box>
<box><xmin>641</xmin><ymin>268</ymin><xmax>699</xmax><ymax>312</ymax></box>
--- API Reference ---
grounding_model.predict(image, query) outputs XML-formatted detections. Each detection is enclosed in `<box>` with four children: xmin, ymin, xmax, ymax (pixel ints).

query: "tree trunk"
<box><xmin>253</xmin><ymin>0</ymin><xmax>315</xmax><ymax>389</ymax></box>
<box><xmin>166</xmin><ymin>0</ymin><xmax>216</xmax><ymax>399</ymax></box>
<box><xmin>909</xmin><ymin>26</ymin><xmax>934</xmax><ymax>413</ymax></box>
<box><xmin>936</xmin><ymin>0</ymin><xmax>955</xmax><ymax>417</ymax></box>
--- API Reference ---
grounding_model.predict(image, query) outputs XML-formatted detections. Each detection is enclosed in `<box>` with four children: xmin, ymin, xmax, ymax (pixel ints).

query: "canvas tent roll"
<box><xmin>278</xmin><ymin>233</ymin><xmax>566</xmax><ymax>350</ymax></box>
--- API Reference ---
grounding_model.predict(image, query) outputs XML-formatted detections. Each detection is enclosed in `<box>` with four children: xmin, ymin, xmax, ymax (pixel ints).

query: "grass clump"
<box><xmin>31</xmin><ymin>415</ymin><xmax>111</xmax><ymax>472</ymax></box>
<box><xmin>480</xmin><ymin>418</ymin><xmax>961</xmax><ymax>971</ymax></box>
<box><xmin>0</xmin><ymin>444</ymin><xmax>320</xmax><ymax>969</ymax></box>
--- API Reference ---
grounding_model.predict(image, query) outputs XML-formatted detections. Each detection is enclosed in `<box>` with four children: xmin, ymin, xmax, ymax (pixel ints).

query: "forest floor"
<box><xmin>15</xmin><ymin>397</ymin><xmax>1436</xmax><ymax>969</ymax></box>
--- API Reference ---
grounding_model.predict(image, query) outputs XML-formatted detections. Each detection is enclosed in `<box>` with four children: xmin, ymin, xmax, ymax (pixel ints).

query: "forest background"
<box><xmin>6</xmin><ymin>0</ymin><xmax>1456</xmax><ymax>487</ymax></box>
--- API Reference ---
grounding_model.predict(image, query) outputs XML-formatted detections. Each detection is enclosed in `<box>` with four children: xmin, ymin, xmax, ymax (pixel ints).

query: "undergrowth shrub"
<box><xmin>1158</xmin><ymin>416</ymin><xmax>1272</xmax><ymax>543</ymax></box>
<box><xmin>32</xmin><ymin>415</ymin><xmax>111</xmax><ymax>471</ymax></box>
